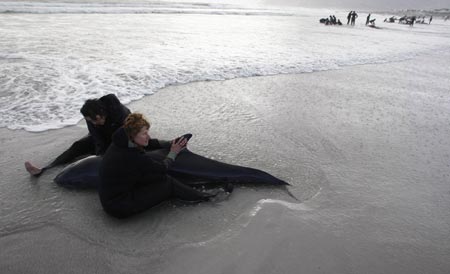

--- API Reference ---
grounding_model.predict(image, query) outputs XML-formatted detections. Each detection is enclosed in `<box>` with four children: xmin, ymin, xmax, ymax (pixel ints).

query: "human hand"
<box><xmin>170</xmin><ymin>137</ymin><xmax>188</xmax><ymax>154</ymax></box>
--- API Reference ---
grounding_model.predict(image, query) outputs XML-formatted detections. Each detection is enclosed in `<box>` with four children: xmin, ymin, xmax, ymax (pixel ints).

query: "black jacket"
<box><xmin>99</xmin><ymin>127</ymin><xmax>173</xmax><ymax>209</ymax></box>
<box><xmin>86</xmin><ymin>94</ymin><xmax>131</xmax><ymax>155</ymax></box>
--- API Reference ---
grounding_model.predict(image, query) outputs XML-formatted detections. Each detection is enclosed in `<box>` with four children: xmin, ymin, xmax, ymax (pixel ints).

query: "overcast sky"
<box><xmin>261</xmin><ymin>0</ymin><xmax>450</xmax><ymax>10</ymax></box>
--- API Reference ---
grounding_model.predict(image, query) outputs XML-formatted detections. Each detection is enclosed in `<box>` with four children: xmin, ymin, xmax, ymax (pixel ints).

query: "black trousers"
<box><xmin>43</xmin><ymin>135</ymin><xmax>95</xmax><ymax>172</ymax></box>
<box><xmin>102</xmin><ymin>176</ymin><xmax>211</xmax><ymax>218</ymax></box>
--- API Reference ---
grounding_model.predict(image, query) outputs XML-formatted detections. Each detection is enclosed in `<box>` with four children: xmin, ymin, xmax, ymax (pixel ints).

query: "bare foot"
<box><xmin>24</xmin><ymin>161</ymin><xmax>42</xmax><ymax>176</ymax></box>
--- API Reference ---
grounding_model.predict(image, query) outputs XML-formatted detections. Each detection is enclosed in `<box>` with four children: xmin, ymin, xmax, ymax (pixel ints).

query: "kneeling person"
<box><xmin>25</xmin><ymin>94</ymin><xmax>130</xmax><ymax>176</ymax></box>
<box><xmin>99</xmin><ymin>113</ymin><xmax>212</xmax><ymax>218</ymax></box>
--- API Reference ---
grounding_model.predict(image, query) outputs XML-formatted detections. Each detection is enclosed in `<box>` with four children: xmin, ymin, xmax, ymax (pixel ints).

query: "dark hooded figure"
<box><xmin>410</xmin><ymin>16</ymin><xmax>416</xmax><ymax>26</ymax></box>
<box><xmin>351</xmin><ymin>11</ymin><xmax>358</xmax><ymax>26</ymax></box>
<box><xmin>25</xmin><ymin>94</ymin><xmax>130</xmax><ymax>176</ymax></box>
<box><xmin>99</xmin><ymin>113</ymin><xmax>215</xmax><ymax>218</ymax></box>
<box><xmin>366</xmin><ymin>13</ymin><xmax>371</xmax><ymax>25</ymax></box>
<box><xmin>81</xmin><ymin>94</ymin><xmax>131</xmax><ymax>155</ymax></box>
<box><xmin>347</xmin><ymin>11</ymin><xmax>352</xmax><ymax>24</ymax></box>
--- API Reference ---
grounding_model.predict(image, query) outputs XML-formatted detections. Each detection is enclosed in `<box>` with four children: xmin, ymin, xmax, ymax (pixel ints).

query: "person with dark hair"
<box><xmin>351</xmin><ymin>11</ymin><xmax>358</xmax><ymax>26</ymax></box>
<box><xmin>99</xmin><ymin>113</ymin><xmax>219</xmax><ymax>218</ymax></box>
<box><xmin>347</xmin><ymin>11</ymin><xmax>352</xmax><ymax>25</ymax></box>
<box><xmin>366</xmin><ymin>13</ymin><xmax>371</xmax><ymax>25</ymax></box>
<box><xmin>410</xmin><ymin>16</ymin><xmax>416</xmax><ymax>26</ymax></box>
<box><xmin>80</xmin><ymin>99</ymin><xmax>107</xmax><ymax>123</ymax></box>
<box><xmin>332</xmin><ymin>15</ymin><xmax>337</xmax><ymax>24</ymax></box>
<box><xmin>25</xmin><ymin>94</ymin><xmax>130</xmax><ymax>176</ymax></box>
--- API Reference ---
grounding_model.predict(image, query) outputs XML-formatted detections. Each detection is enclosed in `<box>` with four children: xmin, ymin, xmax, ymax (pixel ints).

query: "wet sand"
<box><xmin>1</xmin><ymin>50</ymin><xmax>450</xmax><ymax>274</ymax></box>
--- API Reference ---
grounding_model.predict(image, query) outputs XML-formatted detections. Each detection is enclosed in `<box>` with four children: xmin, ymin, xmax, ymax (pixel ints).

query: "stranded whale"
<box><xmin>54</xmin><ymin>148</ymin><xmax>288</xmax><ymax>189</ymax></box>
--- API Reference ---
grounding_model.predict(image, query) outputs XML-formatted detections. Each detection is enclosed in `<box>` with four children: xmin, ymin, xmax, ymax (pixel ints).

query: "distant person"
<box><xmin>332</xmin><ymin>15</ymin><xmax>337</xmax><ymax>24</ymax></box>
<box><xmin>410</xmin><ymin>16</ymin><xmax>416</xmax><ymax>26</ymax></box>
<box><xmin>25</xmin><ymin>94</ymin><xmax>130</xmax><ymax>176</ymax></box>
<box><xmin>98</xmin><ymin>113</ymin><xmax>219</xmax><ymax>218</ymax></box>
<box><xmin>429</xmin><ymin>16</ymin><xmax>433</xmax><ymax>24</ymax></box>
<box><xmin>328</xmin><ymin>15</ymin><xmax>337</xmax><ymax>25</ymax></box>
<box><xmin>351</xmin><ymin>11</ymin><xmax>358</xmax><ymax>26</ymax></box>
<box><xmin>337</xmin><ymin>19</ymin><xmax>343</xmax><ymax>25</ymax></box>
<box><xmin>399</xmin><ymin>15</ymin><xmax>407</xmax><ymax>24</ymax></box>
<box><xmin>366</xmin><ymin>13</ymin><xmax>371</xmax><ymax>25</ymax></box>
<box><xmin>347</xmin><ymin>11</ymin><xmax>352</xmax><ymax>24</ymax></box>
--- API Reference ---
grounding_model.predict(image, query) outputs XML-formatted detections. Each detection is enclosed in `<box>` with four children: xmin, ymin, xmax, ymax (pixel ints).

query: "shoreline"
<box><xmin>2</xmin><ymin>48</ymin><xmax>450</xmax><ymax>198</ymax></box>
<box><xmin>3</xmin><ymin>43</ymin><xmax>450</xmax><ymax>133</ymax></box>
<box><xmin>2</xmin><ymin>49</ymin><xmax>449</xmax><ymax>201</ymax></box>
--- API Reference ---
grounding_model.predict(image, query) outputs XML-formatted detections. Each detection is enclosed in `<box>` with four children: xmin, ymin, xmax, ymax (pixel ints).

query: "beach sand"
<box><xmin>1</xmin><ymin>50</ymin><xmax>450</xmax><ymax>274</ymax></box>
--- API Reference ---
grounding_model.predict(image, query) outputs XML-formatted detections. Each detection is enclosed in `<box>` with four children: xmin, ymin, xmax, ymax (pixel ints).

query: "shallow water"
<box><xmin>1</xmin><ymin>2</ymin><xmax>450</xmax><ymax>131</ymax></box>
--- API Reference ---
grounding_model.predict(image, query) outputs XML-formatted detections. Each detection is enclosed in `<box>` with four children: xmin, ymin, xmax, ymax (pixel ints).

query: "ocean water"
<box><xmin>1</xmin><ymin>1</ymin><xmax>450</xmax><ymax>131</ymax></box>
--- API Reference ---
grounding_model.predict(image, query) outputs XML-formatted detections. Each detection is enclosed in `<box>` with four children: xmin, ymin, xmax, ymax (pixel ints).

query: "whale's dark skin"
<box><xmin>54</xmin><ymin>149</ymin><xmax>288</xmax><ymax>189</ymax></box>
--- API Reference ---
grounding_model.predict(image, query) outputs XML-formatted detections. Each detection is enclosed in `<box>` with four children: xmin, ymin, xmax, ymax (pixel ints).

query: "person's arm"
<box><xmin>157</xmin><ymin>140</ymin><xmax>172</xmax><ymax>149</ymax></box>
<box><xmin>138</xmin><ymin>149</ymin><xmax>178</xmax><ymax>184</ymax></box>
<box><xmin>94</xmin><ymin>94</ymin><xmax>130</xmax><ymax>154</ymax></box>
<box><xmin>140</xmin><ymin>137</ymin><xmax>188</xmax><ymax>181</ymax></box>
<box><xmin>141</xmin><ymin>154</ymin><xmax>174</xmax><ymax>174</ymax></box>
<box><xmin>144</xmin><ymin>139</ymin><xmax>171</xmax><ymax>151</ymax></box>
<box><xmin>86</xmin><ymin>120</ymin><xmax>107</xmax><ymax>155</ymax></box>
<box><xmin>146</xmin><ymin>133</ymin><xmax>192</xmax><ymax>151</ymax></box>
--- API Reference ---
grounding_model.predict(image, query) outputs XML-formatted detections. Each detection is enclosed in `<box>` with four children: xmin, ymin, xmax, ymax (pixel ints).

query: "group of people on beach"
<box><xmin>389</xmin><ymin>15</ymin><xmax>433</xmax><ymax>26</ymax></box>
<box><xmin>321</xmin><ymin>11</ymin><xmax>438</xmax><ymax>28</ymax></box>
<box><xmin>414</xmin><ymin>16</ymin><xmax>433</xmax><ymax>24</ymax></box>
<box><xmin>347</xmin><ymin>11</ymin><xmax>358</xmax><ymax>25</ymax></box>
<box><xmin>320</xmin><ymin>11</ymin><xmax>357</xmax><ymax>26</ymax></box>
<box><xmin>398</xmin><ymin>15</ymin><xmax>417</xmax><ymax>26</ymax></box>
<box><xmin>25</xmin><ymin>94</ymin><xmax>223</xmax><ymax>218</ymax></box>
<box><xmin>320</xmin><ymin>15</ymin><xmax>342</xmax><ymax>25</ymax></box>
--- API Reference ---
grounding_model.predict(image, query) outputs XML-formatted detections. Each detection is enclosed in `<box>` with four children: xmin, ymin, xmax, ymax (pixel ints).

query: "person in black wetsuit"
<box><xmin>351</xmin><ymin>11</ymin><xmax>358</xmax><ymax>26</ymax></box>
<box><xmin>99</xmin><ymin>113</ymin><xmax>215</xmax><ymax>218</ymax></box>
<box><xmin>24</xmin><ymin>94</ymin><xmax>130</xmax><ymax>176</ymax></box>
<box><xmin>366</xmin><ymin>13</ymin><xmax>371</xmax><ymax>25</ymax></box>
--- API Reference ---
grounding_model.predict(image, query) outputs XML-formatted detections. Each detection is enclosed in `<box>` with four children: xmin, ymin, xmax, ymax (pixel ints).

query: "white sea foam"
<box><xmin>1</xmin><ymin>2</ymin><xmax>450</xmax><ymax>131</ymax></box>
<box><xmin>0</xmin><ymin>1</ymin><xmax>290</xmax><ymax>15</ymax></box>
